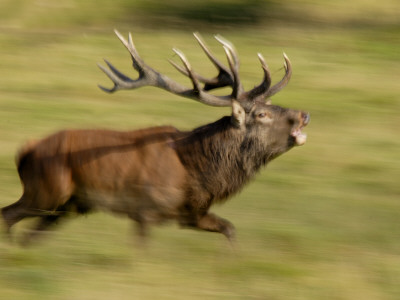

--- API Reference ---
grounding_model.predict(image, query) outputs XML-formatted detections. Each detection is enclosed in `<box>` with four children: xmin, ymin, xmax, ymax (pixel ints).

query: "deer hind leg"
<box><xmin>20</xmin><ymin>211</ymin><xmax>66</xmax><ymax>246</ymax></box>
<box><xmin>1</xmin><ymin>195</ymin><xmax>33</xmax><ymax>240</ymax></box>
<box><xmin>1</xmin><ymin>194</ymin><xmax>64</xmax><ymax>243</ymax></box>
<box><xmin>2</xmin><ymin>181</ymin><xmax>73</xmax><ymax>243</ymax></box>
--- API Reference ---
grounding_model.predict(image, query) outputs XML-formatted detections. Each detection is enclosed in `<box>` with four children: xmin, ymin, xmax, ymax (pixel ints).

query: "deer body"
<box><xmin>2</xmin><ymin>31</ymin><xmax>309</xmax><ymax>244</ymax></box>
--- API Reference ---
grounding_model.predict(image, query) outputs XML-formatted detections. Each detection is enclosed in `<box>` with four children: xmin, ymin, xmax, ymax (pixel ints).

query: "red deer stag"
<box><xmin>1</xmin><ymin>30</ymin><xmax>309</xmax><ymax>245</ymax></box>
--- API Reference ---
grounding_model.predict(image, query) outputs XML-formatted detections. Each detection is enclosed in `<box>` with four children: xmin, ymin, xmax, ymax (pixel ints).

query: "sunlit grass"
<box><xmin>0</xmin><ymin>11</ymin><xmax>399</xmax><ymax>300</ymax></box>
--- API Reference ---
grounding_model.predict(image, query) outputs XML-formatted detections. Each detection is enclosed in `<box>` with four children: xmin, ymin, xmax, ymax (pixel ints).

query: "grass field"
<box><xmin>0</xmin><ymin>1</ymin><xmax>399</xmax><ymax>299</ymax></box>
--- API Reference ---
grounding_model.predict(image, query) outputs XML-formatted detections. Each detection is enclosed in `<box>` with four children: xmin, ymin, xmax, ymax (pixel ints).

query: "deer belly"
<box><xmin>77</xmin><ymin>185</ymin><xmax>184</xmax><ymax>223</ymax></box>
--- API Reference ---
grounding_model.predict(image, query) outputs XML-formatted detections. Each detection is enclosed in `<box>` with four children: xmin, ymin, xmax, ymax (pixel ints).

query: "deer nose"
<box><xmin>302</xmin><ymin>112</ymin><xmax>310</xmax><ymax>125</ymax></box>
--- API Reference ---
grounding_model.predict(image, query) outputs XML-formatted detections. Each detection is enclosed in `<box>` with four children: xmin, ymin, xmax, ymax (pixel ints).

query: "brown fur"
<box><xmin>2</xmin><ymin>100</ymin><xmax>309</xmax><ymax>245</ymax></box>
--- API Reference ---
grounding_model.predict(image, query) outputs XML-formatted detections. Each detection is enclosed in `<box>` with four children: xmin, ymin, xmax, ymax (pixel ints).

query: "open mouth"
<box><xmin>291</xmin><ymin>113</ymin><xmax>310</xmax><ymax>146</ymax></box>
<box><xmin>292</xmin><ymin>128</ymin><xmax>307</xmax><ymax>146</ymax></box>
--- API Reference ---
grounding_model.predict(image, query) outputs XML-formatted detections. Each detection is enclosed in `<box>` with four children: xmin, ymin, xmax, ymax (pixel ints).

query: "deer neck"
<box><xmin>175</xmin><ymin>117</ymin><xmax>268</xmax><ymax>201</ymax></box>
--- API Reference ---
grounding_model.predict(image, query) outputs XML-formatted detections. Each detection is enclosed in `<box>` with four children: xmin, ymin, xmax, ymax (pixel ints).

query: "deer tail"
<box><xmin>15</xmin><ymin>140</ymin><xmax>38</xmax><ymax>172</ymax></box>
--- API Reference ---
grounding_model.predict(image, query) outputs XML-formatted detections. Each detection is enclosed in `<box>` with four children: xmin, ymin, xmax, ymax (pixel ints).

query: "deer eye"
<box><xmin>258</xmin><ymin>113</ymin><xmax>267</xmax><ymax>118</ymax></box>
<box><xmin>258</xmin><ymin>112</ymin><xmax>272</xmax><ymax>120</ymax></box>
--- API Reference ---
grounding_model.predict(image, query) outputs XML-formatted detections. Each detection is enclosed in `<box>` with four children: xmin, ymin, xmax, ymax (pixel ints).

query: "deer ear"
<box><xmin>231</xmin><ymin>100</ymin><xmax>245</xmax><ymax>128</ymax></box>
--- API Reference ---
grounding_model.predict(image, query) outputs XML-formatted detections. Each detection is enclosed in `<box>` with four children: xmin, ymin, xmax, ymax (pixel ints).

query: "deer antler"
<box><xmin>243</xmin><ymin>52</ymin><xmax>292</xmax><ymax>102</ymax></box>
<box><xmin>98</xmin><ymin>30</ymin><xmax>292</xmax><ymax>106</ymax></box>
<box><xmin>98</xmin><ymin>30</ymin><xmax>233</xmax><ymax>107</ymax></box>
<box><xmin>169</xmin><ymin>34</ymin><xmax>292</xmax><ymax>102</ymax></box>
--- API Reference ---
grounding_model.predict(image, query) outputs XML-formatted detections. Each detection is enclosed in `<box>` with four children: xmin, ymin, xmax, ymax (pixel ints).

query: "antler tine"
<box><xmin>97</xmin><ymin>60</ymin><xmax>135</xmax><ymax>92</ymax></box>
<box><xmin>246</xmin><ymin>53</ymin><xmax>272</xmax><ymax>100</ymax></box>
<box><xmin>169</xmin><ymin>33</ymin><xmax>234</xmax><ymax>91</ymax></box>
<box><xmin>114</xmin><ymin>29</ymin><xmax>145</xmax><ymax>74</ymax></box>
<box><xmin>264</xmin><ymin>53</ymin><xmax>292</xmax><ymax>98</ymax></box>
<box><xmin>172</xmin><ymin>48</ymin><xmax>202</xmax><ymax>93</ymax></box>
<box><xmin>194</xmin><ymin>33</ymin><xmax>226</xmax><ymax>71</ymax></box>
<box><xmin>193</xmin><ymin>33</ymin><xmax>234</xmax><ymax>91</ymax></box>
<box><xmin>98</xmin><ymin>30</ymin><xmax>157</xmax><ymax>93</ymax></box>
<box><xmin>169</xmin><ymin>58</ymin><xmax>189</xmax><ymax>76</ymax></box>
<box><xmin>171</xmin><ymin>48</ymin><xmax>233</xmax><ymax>106</ymax></box>
<box><xmin>168</xmin><ymin>58</ymin><xmax>212</xmax><ymax>85</ymax></box>
<box><xmin>215</xmin><ymin>35</ymin><xmax>244</xmax><ymax>99</ymax></box>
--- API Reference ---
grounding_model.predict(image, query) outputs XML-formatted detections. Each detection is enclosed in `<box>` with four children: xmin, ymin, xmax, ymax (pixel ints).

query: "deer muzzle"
<box><xmin>292</xmin><ymin>112</ymin><xmax>310</xmax><ymax>146</ymax></box>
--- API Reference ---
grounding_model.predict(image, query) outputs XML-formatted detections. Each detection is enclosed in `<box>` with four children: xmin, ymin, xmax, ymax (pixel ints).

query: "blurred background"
<box><xmin>0</xmin><ymin>0</ymin><xmax>399</xmax><ymax>299</ymax></box>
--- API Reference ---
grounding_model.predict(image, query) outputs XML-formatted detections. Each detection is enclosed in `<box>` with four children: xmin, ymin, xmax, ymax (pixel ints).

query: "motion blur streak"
<box><xmin>0</xmin><ymin>1</ymin><xmax>399</xmax><ymax>299</ymax></box>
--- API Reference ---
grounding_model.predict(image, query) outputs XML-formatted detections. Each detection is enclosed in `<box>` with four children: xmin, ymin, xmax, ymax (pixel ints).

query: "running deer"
<box><xmin>2</xmin><ymin>30</ymin><xmax>309</xmax><ymax>245</ymax></box>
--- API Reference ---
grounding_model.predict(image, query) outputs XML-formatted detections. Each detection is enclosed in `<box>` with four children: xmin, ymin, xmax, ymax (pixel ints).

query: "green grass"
<box><xmin>1</xmin><ymin>2</ymin><xmax>400</xmax><ymax>299</ymax></box>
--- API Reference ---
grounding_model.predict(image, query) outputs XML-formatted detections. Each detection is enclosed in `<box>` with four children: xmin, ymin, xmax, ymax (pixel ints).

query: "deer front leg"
<box><xmin>180</xmin><ymin>212</ymin><xmax>235</xmax><ymax>242</ymax></box>
<box><xmin>197</xmin><ymin>212</ymin><xmax>235</xmax><ymax>241</ymax></box>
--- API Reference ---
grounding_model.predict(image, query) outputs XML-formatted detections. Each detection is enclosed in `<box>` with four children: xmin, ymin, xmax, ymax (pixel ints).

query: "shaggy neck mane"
<box><xmin>175</xmin><ymin>116</ymin><xmax>270</xmax><ymax>202</ymax></box>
